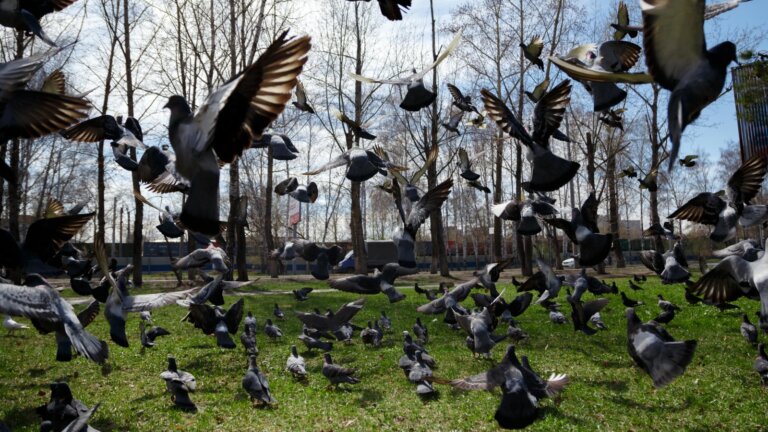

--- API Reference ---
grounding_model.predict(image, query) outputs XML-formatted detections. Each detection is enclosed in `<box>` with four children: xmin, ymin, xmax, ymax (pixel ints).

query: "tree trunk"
<box><xmin>124</xmin><ymin>0</ymin><xmax>143</xmax><ymax>286</ymax></box>
<box><xmin>428</xmin><ymin>0</ymin><xmax>449</xmax><ymax>276</ymax></box>
<box><xmin>606</xmin><ymin>144</ymin><xmax>626</xmax><ymax>268</ymax></box>
<box><xmin>351</xmin><ymin>4</ymin><xmax>367</xmax><ymax>274</ymax></box>
<box><xmin>649</xmin><ymin>85</ymin><xmax>665</xmax><ymax>252</ymax></box>
<box><xmin>8</xmin><ymin>31</ymin><xmax>24</xmax><ymax>239</ymax></box>
<box><xmin>264</xmin><ymin>145</ymin><xmax>278</xmax><ymax>277</ymax></box>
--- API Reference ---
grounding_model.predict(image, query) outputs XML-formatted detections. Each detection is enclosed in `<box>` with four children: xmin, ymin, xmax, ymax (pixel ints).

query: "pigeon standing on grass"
<box><xmin>243</xmin><ymin>355</ymin><xmax>276</xmax><ymax>406</ymax></box>
<box><xmin>322</xmin><ymin>353</ymin><xmax>360</xmax><ymax>389</ymax></box>
<box><xmin>741</xmin><ymin>314</ymin><xmax>758</xmax><ymax>345</ymax></box>
<box><xmin>286</xmin><ymin>345</ymin><xmax>307</xmax><ymax>380</ymax></box>
<box><xmin>264</xmin><ymin>319</ymin><xmax>283</xmax><ymax>341</ymax></box>
<box><xmin>160</xmin><ymin>356</ymin><xmax>197</xmax><ymax>411</ymax></box>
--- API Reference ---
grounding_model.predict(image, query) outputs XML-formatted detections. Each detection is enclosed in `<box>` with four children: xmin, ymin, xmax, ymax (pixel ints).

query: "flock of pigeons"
<box><xmin>0</xmin><ymin>0</ymin><xmax>765</xmax><ymax>430</ymax></box>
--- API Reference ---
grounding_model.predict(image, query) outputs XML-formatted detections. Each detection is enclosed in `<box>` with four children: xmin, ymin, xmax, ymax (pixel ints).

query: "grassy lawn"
<box><xmin>1</xmin><ymin>273</ymin><xmax>766</xmax><ymax>431</ymax></box>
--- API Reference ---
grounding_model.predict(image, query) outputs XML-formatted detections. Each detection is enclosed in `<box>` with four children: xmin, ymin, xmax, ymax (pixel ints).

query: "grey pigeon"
<box><xmin>165</xmin><ymin>32</ymin><xmax>309</xmax><ymax>234</ymax></box>
<box><xmin>379</xmin><ymin>311</ymin><xmax>392</xmax><ymax>331</ymax></box>
<box><xmin>274</xmin><ymin>177</ymin><xmax>318</xmax><ymax>203</ymax></box>
<box><xmin>329</xmin><ymin>263</ymin><xmax>415</xmax><ymax>303</ymax></box>
<box><xmin>273</xmin><ymin>304</ymin><xmax>285</xmax><ymax>320</ymax></box>
<box><xmin>295</xmin><ymin>299</ymin><xmax>365</xmax><ymax>333</ymax></box>
<box><xmin>244</xmin><ymin>311</ymin><xmax>257</xmax><ymax>333</ymax></box>
<box><xmin>669</xmin><ymin>156</ymin><xmax>768</xmax><ymax>242</ymax></box>
<box><xmin>413</xmin><ymin>317</ymin><xmax>429</xmax><ymax>344</ymax></box>
<box><xmin>173</xmin><ymin>244</ymin><xmax>229</xmax><ymax>273</ymax></box>
<box><xmin>293</xmin><ymin>287</ymin><xmax>313</xmax><ymax>301</ymax></box>
<box><xmin>626</xmin><ymin>308</ymin><xmax>697</xmax><ymax>388</ymax></box>
<box><xmin>264</xmin><ymin>319</ymin><xmax>283</xmax><ymax>341</ymax></box>
<box><xmin>408</xmin><ymin>351</ymin><xmax>436</xmax><ymax>395</ymax></box>
<box><xmin>36</xmin><ymin>382</ymin><xmax>90</xmax><ymax>432</ymax></box>
<box><xmin>446</xmin><ymin>83</ymin><xmax>478</xmax><ymax>113</ymax></box>
<box><xmin>361</xmin><ymin>321</ymin><xmax>383</xmax><ymax>347</ymax></box>
<box><xmin>641</xmin><ymin>0</ymin><xmax>740</xmax><ymax>169</ymax></box>
<box><xmin>160</xmin><ymin>356</ymin><xmax>197</xmax><ymax>411</ymax></box>
<box><xmin>639</xmin><ymin>242</ymin><xmax>690</xmax><ymax>284</ymax></box>
<box><xmin>286</xmin><ymin>345</ymin><xmax>307</xmax><ymax>379</ymax></box>
<box><xmin>549</xmin><ymin>307</ymin><xmax>567</xmax><ymax>324</ymax></box>
<box><xmin>657</xmin><ymin>295</ymin><xmax>681</xmax><ymax>312</ymax></box>
<box><xmin>713</xmin><ymin>239</ymin><xmax>763</xmax><ymax>262</ymax></box>
<box><xmin>755</xmin><ymin>343</ymin><xmax>768</xmax><ymax>385</ymax></box>
<box><xmin>304</xmin><ymin>147</ymin><xmax>389</xmax><ymax>181</ymax></box>
<box><xmin>250</xmin><ymin>133</ymin><xmax>300</xmax><ymax>160</ymax></box>
<box><xmin>392</xmin><ymin>179</ymin><xmax>453</xmax><ymax>268</ymax></box>
<box><xmin>0</xmin><ymin>1</ymin><xmax>80</xmax><ymax>46</ymax></box>
<box><xmin>450</xmin><ymin>345</ymin><xmax>568</xmax><ymax>429</ymax></box>
<box><xmin>687</xmin><ymin>238</ymin><xmax>768</xmax><ymax>331</ymax></box>
<box><xmin>297</xmin><ymin>331</ymin><xmax>333</xmax><ymax>352</ymax></box>
<box><xmin>292</xmin><ymin>80</ymin><xmax>314</xmax><ymax>113</ymax></box>
<box><xmin>590</xmin><ymin>312</ymin><xmax>607</xmax><ymax>330</ymax></box>
<box><xmin>0</xmin><ymin>278</ymin><xmax>107</xmax><ymax>364</ymax></box>
<box><xmin>59</xmin><ymin>401</ymin><xmax>101</xmax><ymax>432</ymax></box>
<box><xmin>545</xmin><ymin>193</ymin><xmax>612</xmax><ymax>267</ymax></box>
<box><xmin>492</xmin><ymin>197</ymin><xmax>558</xmax><ymax>236</ymax></box>
<box><xmin>322</xmin><ymin>353</ymin><xmax>360</xmax><ymax>388</ymax></box>
<box><xmin>186</xmin><ymin>299</ymin><xmax>245</xmax><ymax>349</ymax></box>
<box><xmin>240</xmin><ymin>325</ymin><xmax>258</xmax><ymax>356</ymax></box>
<box><xmin>741</xmin><ymin>314</ymin><xmax>758</xmax><ymax>345</ymax></box>
<box><xmin>243</xmin><ymin>355</ymin><xmax>276</xmax><ymax>406</ymax></box>
<box><xmin>140</xmin><ymin>321</ymin><xmax>171</xmax><ymax>348</ymax></box>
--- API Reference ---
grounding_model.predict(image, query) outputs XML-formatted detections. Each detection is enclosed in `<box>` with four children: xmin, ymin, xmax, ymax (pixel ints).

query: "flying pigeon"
<box><xmin>348</xmin><ymin>30</ymin><xmax>461</xmax><ymax>111</ymax></box>
<box><xmin>165</xmin><ymin>31</ymin><xmax>310</xmax><ymax>235</ymax></box>
<box><xmin>186</xmin><ymin>299</ymin><xmax>245</xmax><ymax>349</ymax></box>
<box><xmin>625</xmin><ymin>307</ymin><xmax>697</xmax><ymax>388</ymax></box>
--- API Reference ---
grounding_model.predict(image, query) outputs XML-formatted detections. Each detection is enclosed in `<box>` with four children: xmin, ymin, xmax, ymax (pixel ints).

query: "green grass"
<box><xmin>1</xmin><ymin>274</ymin><xmax>767</xmax><ymax>431</ymax></box>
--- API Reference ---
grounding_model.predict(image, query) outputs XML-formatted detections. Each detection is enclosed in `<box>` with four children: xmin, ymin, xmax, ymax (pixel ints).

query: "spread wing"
<box><xmin>224</xmin><ymin>298</ymin><xmax>245</xmax><ymax>333</ymax></box>
<box><xmin>727</xmin><ymin>155</ymin><xmax>768</xmax><ymax>205</ymax></box>
<box><xmin>187</xmin><ymin>303</ymin><xmax>217</xmax><ymax>334</ymax></box>
<box><xmin>405</xmin><ymin>179</ymin><xmax>453</xmax><ymax>235</ymax></box>
<box><xmin>196</xmin><ymin>31</ymin><xmax>311</xmax><ymax>163</ymax></box>
<box><xmin>641</xmin><ymin>0</ymin><xmax>706</xmax><ymax>90</ymax></box>
<box><xmin>668</xmin><ymin>192</ymin><xmax>726</xmax><ymax>225</ymax></box>
<box><xmin>24</xmin><ymin>212</ymin><xmax>95</xmax><ymax>262</ymax></box>
<box><xmin>687</xmin><ymin>255</ymin><xmax>753</xmax><ymax>303</ymax></box>
<box><xmin>481</xmin><ymin>89</ymin><xmax>534</xmax><ymax>146</ymax></box>
<box><xmin>532</xmin><ymin>79</ymin><xmax>571</xmax><ymax>145</ymax></box>
<box><xmin>549</xmin><ymin>56</ymin><xmax>653</xmax><ymax>84</ymax></box>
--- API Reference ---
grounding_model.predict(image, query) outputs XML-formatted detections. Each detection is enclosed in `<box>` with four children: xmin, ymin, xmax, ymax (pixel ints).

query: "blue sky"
<box><xmin>404</xmin><ymin>0</ymin><xmax>768</xmax><ymax>158</ymax></box>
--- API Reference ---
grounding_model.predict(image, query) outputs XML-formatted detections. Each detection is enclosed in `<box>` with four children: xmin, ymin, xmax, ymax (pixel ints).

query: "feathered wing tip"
<box><xmin>651</xmin><ymin>340</ymin><xmax>698</xmax><ymax>388</ymax></box>
<box><xmin>399</xmin><ymin>84</ymin><xmax>436</xmax><ymax>112</ymax></box>
<box><xmin>527</xmin><ymin>149</ymin><xmax>580</xmax><ymax>192</ymax></box>
<box><xmin>578</xmin><ymin>233</ymin><xmax>613</xmax><ymax>267</ymax></box>
<box><xmin>592</xmin><ymin>82</ymin><xmax>627</xmax><ymax>112</ymax></box>
<box><xmin>545</xmin><ymin>373</ymin><xmax>570</xmax><ymax>397</ymax></box>
<box><xmin>180</xmin><ymin>169</ymin><xmax>221</xmax><ymax>236</ymax></box>
<box><xmin>494</xmin><ymin>382</ymin><xmax>539</xmax><ymax>430</ymax></box>
<box><xmin>517</xmin><ymin>216</ymin><xmax>542</xmax><ymax>236</ymax></box>
<box><xmin>54</xmin><ymin>332</ymin><xmax>73</xmax><ymax>362</ymax></box>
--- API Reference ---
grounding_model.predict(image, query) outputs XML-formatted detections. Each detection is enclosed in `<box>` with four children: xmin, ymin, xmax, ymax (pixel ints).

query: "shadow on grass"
<box><xmin>131</xmin><ymin>391</ymin><xmax>164</xmax><ymax>403</ymax></box>
<box><xmin>584</xmin><ymin>379</ymin><xmax>629</xmax><ymax>393</ymax></box>
<box><xmin>606</xmin><ymin>394</ymin><xmax>690</xmax><ymax>413</ymax></box>
<box><xmin>27</xmin><ymin>367</ymin><xmax>53</xmax><ymax>377</ymax></box>
<box><xmin>92</xmin><ymin>418</ymin><xmax>134</xmax><ymax>432</ymax></box>
<box><xmin>356</xmin><ymin>388</ymin><xmax>383</xmax><ymax>407</ymax></box>
<box><xmin>1</xmin><ymin>406</ymin><xmax>38</xmax><ymax>430</ymax></box>
<box><xmin>540</xmin><ymin>406</ymin><xmax>588</xmax><ymax>426</ymax></box>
